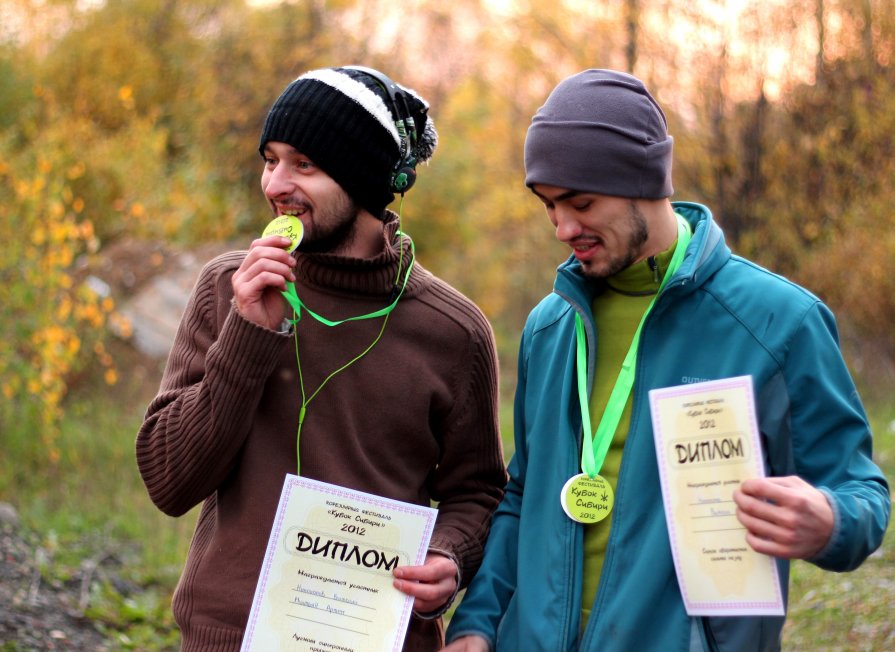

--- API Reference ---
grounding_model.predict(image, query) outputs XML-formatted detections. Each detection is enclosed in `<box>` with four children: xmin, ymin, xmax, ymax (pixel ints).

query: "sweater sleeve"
<box><xmin>425</xmin><ymin>299</ymin><xmax>508</xmax><ymax>591</ymax></box>
<box><xmin>445</xmin><ymin>326</ymin><xmax>531</xmax><ymax>646</ymax></box>
<box><xmin>135</xmin><ymin>256</ymin><xmax>290</xmax><ymax>517</ymax></box>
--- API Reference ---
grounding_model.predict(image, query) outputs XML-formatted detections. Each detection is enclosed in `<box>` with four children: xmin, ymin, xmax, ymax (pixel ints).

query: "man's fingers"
<box><xmin>393</xmin><ymin>575</ymin><xmax>450</xmax><ymax>599</ymax></box>
<box><xmin>739</xmin><ymin>476</ymin><xmax>806</xmax><ymax>504</ymax></box>
<box><xmin>734</xmin><ymin>475</ymin><xmax>833</xmax><ymax>559</ymax></box>
<box><xmin>251</xmin><ymin>235</ymin><xmax>294</xmax><ymax>251</ymax></box>
<box><xmin>392</xmin><ymin>554</ymin><xmax>458</xmax><ymax>612</ymax></box>
<box><xmin>441</xmin><ymin>636</ymin><xmax>490</xmax><ymax>652</ymax></box>
<box><xmin>235</xmin><ymin>247</ymin><xmax>295</xmax><ymax>282</ymax></box>
<box><xmin>393</xmin><ymin>557</ymin><xmax>453</xmax><ymax>582</ymax></box>
<box><xmin>736</xmin><ymin>506</ymin><xmax>797</xmax><ymax>545</ymax></box>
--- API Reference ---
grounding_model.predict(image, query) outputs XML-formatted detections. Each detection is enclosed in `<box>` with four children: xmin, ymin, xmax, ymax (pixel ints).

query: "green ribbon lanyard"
<box><xmin>574</xmin><ymin>215</ymin><xmax>691</xmax><ymax>479</ymax></box>
<box><xmin>281</xmin><ymin>232</ymin><xmax>415</xmax><ymax>327</ymax></box>
<box><xmin>282</xmin><ymin>231</ymin><xmax>415</xmax><ymax>473</ymax></box>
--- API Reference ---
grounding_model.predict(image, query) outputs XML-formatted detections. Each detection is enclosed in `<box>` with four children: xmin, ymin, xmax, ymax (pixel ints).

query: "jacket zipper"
<box><xmin>577</xmin><ymin>277</ymin><xmax>682</xmax><ymax>650</ymax></box>
<box><xmin>647</xmin><ymin>255</ymin><xmax>660</xmax><ymax>283</ymax></box>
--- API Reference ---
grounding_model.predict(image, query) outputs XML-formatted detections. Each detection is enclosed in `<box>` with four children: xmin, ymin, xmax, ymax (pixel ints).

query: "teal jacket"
<box><xmin>446</xmin><ymin>203</ymin><xmax>890</xmax><ymax>651</ymax></box>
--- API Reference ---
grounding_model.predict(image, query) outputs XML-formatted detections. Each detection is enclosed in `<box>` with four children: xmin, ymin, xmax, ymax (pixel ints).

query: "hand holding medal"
<box><xmin>232</xmin><ymin>215</ymin><xmax>305</xmax><ymax>331</ymax></box>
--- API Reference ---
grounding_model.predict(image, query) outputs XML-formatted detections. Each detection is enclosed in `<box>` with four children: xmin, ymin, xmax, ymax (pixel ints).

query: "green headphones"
<box><xmin>342</xmin><ymin>65</ymin><xmax>419</xmax><ymax>194</ymax></box>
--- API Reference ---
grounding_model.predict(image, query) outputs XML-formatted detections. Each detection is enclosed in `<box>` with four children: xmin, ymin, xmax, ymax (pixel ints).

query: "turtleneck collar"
<box><xmin>293</xmin><ymin>210</ymin><xmax>424</xmax><ymax>298</ymax></box>
<box><xmin>605</xmin><ymin>234</ymin><xmax>679</xmax><ymax>297</ymax></box>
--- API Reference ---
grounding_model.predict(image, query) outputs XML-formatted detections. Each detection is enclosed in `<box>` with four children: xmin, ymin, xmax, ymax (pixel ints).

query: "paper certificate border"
<box><xmin>243</xmin><ymin>474</ymin><xmax>438</xmax><ymax>651</ymax></box>
<box><xmin>649</xmin><ymin>375</ymin><xmax>785</xmax><ymax>616</ymax></box>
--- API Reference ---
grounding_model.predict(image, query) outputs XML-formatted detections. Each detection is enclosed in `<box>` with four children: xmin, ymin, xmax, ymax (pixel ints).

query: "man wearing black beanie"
<box><xmin>136</xmin><ymin>66</ymin><xmax>507</xmax><ymax>652</ymax></box>
<box><xmin>444</xmin><ymin>69</ymin><xmax>889</xmax><ymax>651</ymax></box>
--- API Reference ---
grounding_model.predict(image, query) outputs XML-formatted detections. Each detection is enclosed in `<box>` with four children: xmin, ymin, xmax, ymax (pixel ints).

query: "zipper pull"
<box><xmin>647</xmin><ymin>256</ymin><xmax>660</xmax><ymax>284</ymax></box>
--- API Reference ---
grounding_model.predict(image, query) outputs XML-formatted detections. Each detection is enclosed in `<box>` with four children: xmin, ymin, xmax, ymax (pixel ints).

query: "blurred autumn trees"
<box><xmin>2</xmin><ymin>0</ymin><xmax>894</xmax><ymax>456</ymax></box>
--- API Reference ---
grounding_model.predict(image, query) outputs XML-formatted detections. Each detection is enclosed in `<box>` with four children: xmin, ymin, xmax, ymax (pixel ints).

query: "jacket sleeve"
<box><xmin>134</xmin><ymin>257</ymin><xmax>290</xmax><ymax>517</ymax></box>
<box><xmin>784</xmin><ymin>301</ymin><xmax>890</xmax><ymax>571</ymax></box>
<box><xmin>426</xmin><ymin>307</ymin><xmax>508</xmax><ymax>598</ymax></box>
<box><xmin>444</xmin><ymin>328</ymin><xmax>532</xmax><ymax>646</ymax></box>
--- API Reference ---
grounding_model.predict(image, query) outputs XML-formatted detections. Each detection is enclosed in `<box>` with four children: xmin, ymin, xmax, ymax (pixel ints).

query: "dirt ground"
<box><xmin>0</xmin><ymin>509</ymin><xmax>113</xmax><ymax>651</ymax></box>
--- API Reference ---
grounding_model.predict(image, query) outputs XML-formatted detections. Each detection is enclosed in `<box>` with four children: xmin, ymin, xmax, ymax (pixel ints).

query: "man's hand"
<box><xmin>441</xmin><ymin>635</ymin><xmax>489</xmax><ymax>651</ymax></box>
<box><xmin>392</xmin><ymin>553</ymin><xmax>458</xmax><ymax>614</ymax></box>
<box><xmin>231</xmin><ymin>235</ymin><xmax>296</xmax><ymax>330</ymax></box>
<box><xmin>733</xmin><ymin>475</ymin><xmax>834</xmax><ymax>559</ymax></box>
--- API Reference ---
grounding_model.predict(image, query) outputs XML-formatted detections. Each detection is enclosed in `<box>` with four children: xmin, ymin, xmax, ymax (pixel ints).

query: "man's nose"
<box><xmin>553</xmin><ymin>208</ymin><xmax>583</xmax><ymax>243</ymax></box>
<box><xmin>263</xmin><ymin>163</ymin><xmax>293</xmax><ymax>199</ymax></box>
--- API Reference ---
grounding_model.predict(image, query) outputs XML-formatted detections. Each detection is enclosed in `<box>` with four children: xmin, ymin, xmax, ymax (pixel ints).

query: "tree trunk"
<box><xmin>625</xmin><ymin>0</ymin><xmax>638</xmax><ymax>72</ymax></box>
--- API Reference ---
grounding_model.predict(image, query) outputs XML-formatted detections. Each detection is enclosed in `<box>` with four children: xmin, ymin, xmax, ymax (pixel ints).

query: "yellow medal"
<box><xmin>262</xmin><ymin>214</ymin><xmax>304</xmax><ymax>253</ymax></box>
<box><xmin>560</xmin><ymin>473</ymin><xmax>614</xmax><ymax>524</ymax></box>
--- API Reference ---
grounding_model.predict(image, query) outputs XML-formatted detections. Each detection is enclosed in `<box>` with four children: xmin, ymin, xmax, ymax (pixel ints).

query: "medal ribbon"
<box><xmin>284</xmin><ymin>230</ymin><xmax>415</xmax><ymax>473</ymax></box>
<box><xmin>575</xmin><ymin>216</ymin><xmax>692</xmax><ymax>479</ymax></box>
<box><xmin>281</xmin><ymin>232</ymin><xmax>415</xmax><ymax>326</ymax></box>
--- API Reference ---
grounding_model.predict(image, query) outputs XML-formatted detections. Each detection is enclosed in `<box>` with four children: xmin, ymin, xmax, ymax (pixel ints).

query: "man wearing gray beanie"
<box><xmin>136</xmin><ymin>66</ymin><xmax>507</xmax><ymax>652</ymax></box>
<box><xmin>444</xmin><ymin>70</ymin><xmax>888</xmax><ymax>651</ymax></box>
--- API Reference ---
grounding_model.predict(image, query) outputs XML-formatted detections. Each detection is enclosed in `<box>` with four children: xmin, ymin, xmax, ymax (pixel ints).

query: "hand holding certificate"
<box><xmin>242</xmin><ymin>475</ymin><xmax>437</xmax><ymax>652</ymax></box>
<box><xmin>649</xmin><ymin>376</ymin><xmax>785</xmax><ymax>616</ymax></box>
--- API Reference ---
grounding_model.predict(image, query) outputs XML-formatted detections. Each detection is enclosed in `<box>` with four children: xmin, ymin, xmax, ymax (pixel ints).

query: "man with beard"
<box><xmin>136</xmin><ymin>66</ymin><xmax>506</xmax><ymax>652</ymax></box>
<box><xmin>443</xmin><ymin>70</ymin><xmax>889</xmax><ymax>651</ymax></box>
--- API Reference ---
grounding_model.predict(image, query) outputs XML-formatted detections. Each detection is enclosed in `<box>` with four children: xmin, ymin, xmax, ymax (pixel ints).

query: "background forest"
<box><xmin>1</xmin><ymin>0</ymin><xmax>894</xmax><ymax>649</ymax></box>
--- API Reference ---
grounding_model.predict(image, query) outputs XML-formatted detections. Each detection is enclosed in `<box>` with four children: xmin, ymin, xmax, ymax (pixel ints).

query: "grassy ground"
<box><xmin>0</xmin><ymin>351</ymin><xmax>192</xmax><ymax>650</ymax></box>
<box><xmin>1</xmin><ymin>362</ymin><xmax>892</xmax><ymax>650</ymax></box>
<box><xmin>782</xmin><ymin>405</ymin><xmax>895</xmax><ymax>651</ymax></box>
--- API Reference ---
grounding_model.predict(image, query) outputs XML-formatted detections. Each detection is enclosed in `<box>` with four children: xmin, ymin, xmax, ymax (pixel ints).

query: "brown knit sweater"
<box><xmin>136</xmin><ymin>218</ymin><xmax>506</xmax><ymax>651</ymax></box>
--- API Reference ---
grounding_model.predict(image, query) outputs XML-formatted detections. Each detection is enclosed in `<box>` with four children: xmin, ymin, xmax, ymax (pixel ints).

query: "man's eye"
<box><xmin>297</xmin><ymin>160</ymin><xmax>314</xmax><ymax>170</ymax></box>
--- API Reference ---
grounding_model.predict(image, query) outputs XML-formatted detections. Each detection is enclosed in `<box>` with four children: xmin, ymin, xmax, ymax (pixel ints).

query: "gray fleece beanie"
<box><xmin>524</xmin><ymin>69</ymin><xmax>673</xmax><ymax>199</ymax></box>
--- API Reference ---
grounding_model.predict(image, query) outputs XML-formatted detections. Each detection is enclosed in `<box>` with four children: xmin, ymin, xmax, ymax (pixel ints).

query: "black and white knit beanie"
<box><xmin>525</xmin><ymin>69</ymin><xmax>674</xmax><ymax>199</ymax></box>
<box><xmin>259</xmin><ymin>66</ymin><xmax>438</xmax><ymax>217</ymax></box>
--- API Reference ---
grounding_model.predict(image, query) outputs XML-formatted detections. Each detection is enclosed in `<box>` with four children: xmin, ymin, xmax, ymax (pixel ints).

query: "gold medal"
<box><xmin>560</xmin><ymin>473</ymin><xmax>614</xmax><ymax>524</ymax></box>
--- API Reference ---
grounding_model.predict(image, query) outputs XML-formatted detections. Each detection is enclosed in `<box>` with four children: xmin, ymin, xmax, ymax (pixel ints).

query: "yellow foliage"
<box><xmin>31</xmin><ymin>225</ymin><xmax>46</xmax><ymax>245</ymax></box>
<box><xmin>66</xmin><ymin>161</ymin><xmax>85</xmax><ymax>179</ymax></box>
<box><xmin>118</xmin><ymin>85</ymin><xmax>135</xmax><ymax>110</ymax></box>
<box><xmin>109</xmin><ymin>312</ymin><xmax>134</xmax><ymax>339</ymax></box>
<box><xmin>78</xmin><ymin>220</ymin><xmax>94</xmax><ymax>239</ymax></box>
<box><xmin>56</xmin><ymin>297</ymin><xmax>72</xmax><ymax>320</ymax></box>
<box><xmin>0</xmin><ymin>137</ymin><xmax>121</xmax><ymax>457</ymax></box>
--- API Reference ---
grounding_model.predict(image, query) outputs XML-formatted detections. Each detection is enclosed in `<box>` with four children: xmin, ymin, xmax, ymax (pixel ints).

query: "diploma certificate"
<box><xmin>241</xmin><ymin>475</ymin><xmax>437</xmax><ymax>652</ymax></box>
<box><xmin>649</xmin><ymin>376</ymin><xmax>785</xmax><ymax>616</ymax></box>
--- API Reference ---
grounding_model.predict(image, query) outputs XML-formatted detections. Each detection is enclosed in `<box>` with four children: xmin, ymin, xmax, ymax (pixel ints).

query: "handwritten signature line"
<box><xmin>290</xmin><ymin>600</ymin><xmax>374</xmax><ymax>624</ymax></box>
<box><xmin>286</xmin><ymin>614</ymin><xmax>371</xmax><ymax>635</ymax></box>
